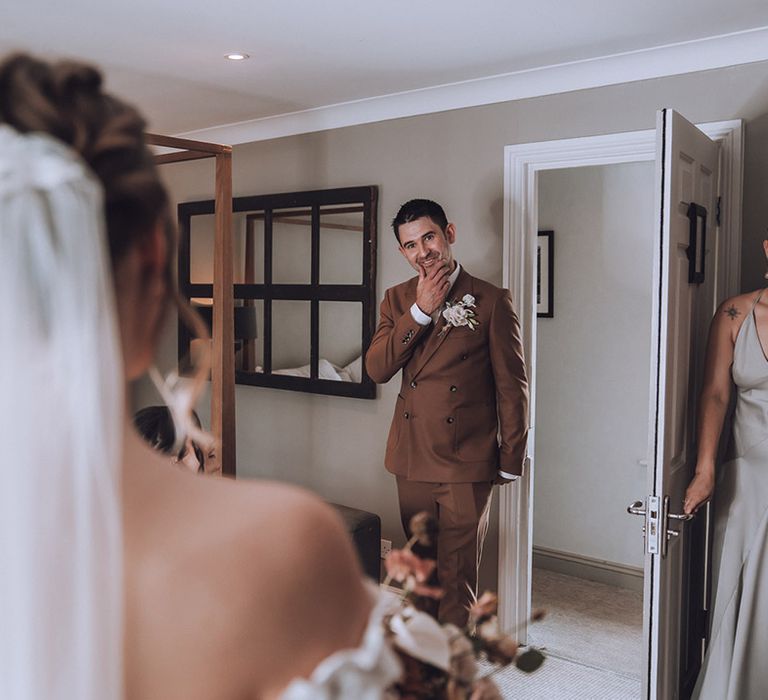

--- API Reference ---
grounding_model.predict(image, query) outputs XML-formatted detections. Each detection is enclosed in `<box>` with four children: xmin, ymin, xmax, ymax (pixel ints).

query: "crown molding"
<box><xmin>178</xmin><ymin>26</ymin><xmax>768</xmax><ymax>146</ymax></box>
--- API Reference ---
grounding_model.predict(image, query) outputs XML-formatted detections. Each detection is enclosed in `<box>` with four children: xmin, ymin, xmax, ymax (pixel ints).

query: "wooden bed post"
<box><xmin>213</xmin><ymin>150</ymin><xmax>235</xmax><ymax>476</ymax></box>
<box><xmin>147</xmin><ymin>133</ymin><xmax>236</xmax><ymax>477</ymax></box>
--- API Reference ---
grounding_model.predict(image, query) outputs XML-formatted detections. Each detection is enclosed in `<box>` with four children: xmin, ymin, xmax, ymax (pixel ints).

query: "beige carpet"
<box><xmin>485</xmin><ymin>654</ymin><xmax>641</xmax><ymax>699</ymax></box>
<box><xmin>485</xmin><ymin>568</ymin><xmax>643</xmax><ymax>699</ymax></box>
<box><xmin>529</xmin><ymin>568</ymin><xmax>643</xmax><ymax>678</ymax></box>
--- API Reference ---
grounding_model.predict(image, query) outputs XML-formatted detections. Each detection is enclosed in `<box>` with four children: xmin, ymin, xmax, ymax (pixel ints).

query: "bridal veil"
<box><xmin>0</xmin><ymin>125</ymin><xmax>123</xmax><ymax>698</ymax></box>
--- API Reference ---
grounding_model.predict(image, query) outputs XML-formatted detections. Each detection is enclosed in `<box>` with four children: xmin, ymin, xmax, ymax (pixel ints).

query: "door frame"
<box><xmin>498</xmin><ymin>120</ymin><xmax>743</xmax><ymax>642</ymax></box>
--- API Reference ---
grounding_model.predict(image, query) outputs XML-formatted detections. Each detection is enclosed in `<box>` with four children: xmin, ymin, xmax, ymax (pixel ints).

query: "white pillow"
<box><xmin>343</xmin><ymin>355</ymin><xmax>362</xmax><ymax>384</ymax></box>
<box><xmin>270</xmin><ymin>359</ymin><xmax>342</xmax><ymax>381</ymax></box>
<box><xmin>318</xmin><ymin>359</ymin><xmax>342</xmax><ymax>381</ymax></box>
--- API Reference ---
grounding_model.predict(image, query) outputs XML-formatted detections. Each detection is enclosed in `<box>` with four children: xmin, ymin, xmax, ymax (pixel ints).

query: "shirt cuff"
<box><xmin>498</xmin><ymin>470</ymin><xmax>519</xmax><ymax>480</ymax></box>
<box><xmin>410</xmin><ymin>303</ymin><xmax>432</xmax><ymax>326</ymax></box>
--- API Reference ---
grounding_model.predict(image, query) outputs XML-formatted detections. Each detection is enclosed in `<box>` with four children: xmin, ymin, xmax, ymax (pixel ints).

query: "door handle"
<box><xmin>627</xmin><ymin>496</ymin><xmax>696</xmax><ymax>557</ymax></box>
<box><xmin>626</xmin><ymin>501</ymin><xmax>648</xmax><ymax>537</ymax></box>
<box><xmin>667</xmin><ymin>510</ymin><xmax>694</xmax><ymax>522</ymax></box>
<box><xmin>662</xmin><ymin>496</ymin><xmax>695</xmax><ymax>557</ymax></box>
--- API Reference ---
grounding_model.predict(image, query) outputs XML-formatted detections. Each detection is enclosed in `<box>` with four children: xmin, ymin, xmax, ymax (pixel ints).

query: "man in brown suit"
<box><xmin>365</xmin><ymin>199</ymin><xmax>528</xmax><ymax>626</ymax></box>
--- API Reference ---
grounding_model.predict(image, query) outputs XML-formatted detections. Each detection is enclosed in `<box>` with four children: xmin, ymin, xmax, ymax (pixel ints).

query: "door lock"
<box><xmin>627</xmin><ymin>495</ymin><xmax>660</xmax><ymax>554</ymax></box>
<box><xmin>627</xmin><ymin>495</ymin><xmax>694</xmax><ymax>557</ymax></box>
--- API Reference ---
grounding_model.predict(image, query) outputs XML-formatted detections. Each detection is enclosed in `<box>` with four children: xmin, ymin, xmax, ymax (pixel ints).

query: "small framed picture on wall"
<box><xmin>537</xmin><ymin>230</ymin><xmax>554</xmax><ymax>318</ymax></box>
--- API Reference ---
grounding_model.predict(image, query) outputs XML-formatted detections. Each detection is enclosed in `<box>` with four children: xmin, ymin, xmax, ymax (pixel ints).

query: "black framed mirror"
<box><xmin>178</xmin><ymin>186</ymin><xmax>377</xmax><ymax>399</ymax></box>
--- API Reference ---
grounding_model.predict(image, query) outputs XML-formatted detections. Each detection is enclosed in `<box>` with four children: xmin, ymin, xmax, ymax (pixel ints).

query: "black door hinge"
<box><xmin>716</xmin><ymin>196</ymin><xmax>722</xmax><ymax>226</ymax></box>
<box><xmin>698</xmin><ymin>608</ymin><xmax>710</xmax><ymax>639</ymax></box>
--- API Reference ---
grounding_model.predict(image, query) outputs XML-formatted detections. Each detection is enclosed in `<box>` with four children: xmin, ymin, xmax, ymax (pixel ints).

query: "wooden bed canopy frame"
<box><xmin>146</xmin><ymin>133</ymin><xmax>236</xmax><ymax>476</ymax></box>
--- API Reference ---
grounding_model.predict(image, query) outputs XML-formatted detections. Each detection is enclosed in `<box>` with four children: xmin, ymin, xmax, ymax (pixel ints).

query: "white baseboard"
<box><xmin>532</xmin><ymin>545</ymin><xmax>643</xmax><ymax>592</ymax></box>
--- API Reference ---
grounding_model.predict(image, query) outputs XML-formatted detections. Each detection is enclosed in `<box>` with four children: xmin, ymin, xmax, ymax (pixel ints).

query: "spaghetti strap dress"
<box><xmin>693</xmin><ymin>291</ymin><xmax>768</xmax><ymax>699</ymax></box>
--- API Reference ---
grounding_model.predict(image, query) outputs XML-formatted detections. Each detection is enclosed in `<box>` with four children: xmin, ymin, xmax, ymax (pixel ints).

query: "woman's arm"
<box><xmin>683</xmin><ymin>297</ymin><xmax>744</xmax><ymax>514</ymax></box>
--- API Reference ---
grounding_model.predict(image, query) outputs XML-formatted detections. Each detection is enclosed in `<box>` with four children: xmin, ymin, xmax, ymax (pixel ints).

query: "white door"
<box><xmin>640</xmin><ymin>108</ymin><xmax>719</xmax><ymax>699</ymax></box>
<box><xmin>501</xmin><ymin>117</ymin><xmax>742</xmax><ymax>700</ymax></box>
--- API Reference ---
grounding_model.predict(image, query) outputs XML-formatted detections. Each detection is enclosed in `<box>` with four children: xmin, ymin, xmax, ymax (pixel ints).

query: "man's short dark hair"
<box><xmin>392</xmin><ymin>199</ymin><xmax>448</xmax><ymax>243</ymax></box>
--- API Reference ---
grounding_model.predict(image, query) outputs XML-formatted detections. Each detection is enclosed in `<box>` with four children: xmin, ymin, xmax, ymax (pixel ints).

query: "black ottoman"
<box><xmin>330</xmin><ymin>503</ymin><xmax>381</xmax><ymax>581</ymax></box>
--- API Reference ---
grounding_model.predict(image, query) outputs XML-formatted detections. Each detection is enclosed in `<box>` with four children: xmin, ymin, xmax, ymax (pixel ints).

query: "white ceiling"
<box><xmin>3</xmin><ymin>1</ymin><xmax>768</xmax><ymax>142</ymax></box>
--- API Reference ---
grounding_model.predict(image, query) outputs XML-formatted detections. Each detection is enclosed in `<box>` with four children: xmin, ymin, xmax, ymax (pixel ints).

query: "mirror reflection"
<box><xmin>178</xmin><ymin>186</ymin><xmax>377</xmax><ymax>398</ymax></box>
<box><xmin>272</xmin><ymin>210</ymin><xmax>312</xmax><ymax>284</ymax></box>
<box><xmin>190</xmin><ymin>298</ymin><xmax>262</xmax><ymax>373</ymax></box>
<box><xmin>319</xmin><ymin>206</ymin><xmax>364</xmax><ymax>285</ymax></box>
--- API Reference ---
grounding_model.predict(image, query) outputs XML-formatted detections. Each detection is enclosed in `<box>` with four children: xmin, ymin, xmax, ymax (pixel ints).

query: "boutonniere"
<box><xmin>438</xmin><ymin>294</ymin><xmax>480</xmax><ymax>337</ymax></box>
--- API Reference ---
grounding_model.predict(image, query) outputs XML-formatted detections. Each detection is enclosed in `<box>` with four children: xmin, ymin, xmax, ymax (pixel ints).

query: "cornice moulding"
<box><xmin>178</xmin><ymin>27</ymin><xmax>768</xmax><ymax>146</ymax></box>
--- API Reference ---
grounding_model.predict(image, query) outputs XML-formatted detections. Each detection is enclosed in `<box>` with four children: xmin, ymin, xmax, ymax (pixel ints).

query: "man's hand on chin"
<box><xmin>415</xmin><ymin>261</ymin><xmax>451</xmax><ymax>315</ymax></box>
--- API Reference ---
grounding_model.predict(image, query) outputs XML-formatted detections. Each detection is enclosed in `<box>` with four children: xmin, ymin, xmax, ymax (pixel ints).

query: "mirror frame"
<box><xmin>178</xmin><ymin>185</ymin><xmax>378</xmax><ymax>399</ymax></box>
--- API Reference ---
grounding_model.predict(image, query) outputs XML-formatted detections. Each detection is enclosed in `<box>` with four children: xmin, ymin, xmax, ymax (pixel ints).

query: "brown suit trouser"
<box><xmin>396</xmin><ymin>477</ymin><xmax>493</xmax><ymax>627</ymax></box>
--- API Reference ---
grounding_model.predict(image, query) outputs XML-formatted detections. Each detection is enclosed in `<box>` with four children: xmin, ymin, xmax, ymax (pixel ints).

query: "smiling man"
<box><xmin>365</xmin><ymin>198</ymin><xmax>529</xmax><ymax>626</ymax></box>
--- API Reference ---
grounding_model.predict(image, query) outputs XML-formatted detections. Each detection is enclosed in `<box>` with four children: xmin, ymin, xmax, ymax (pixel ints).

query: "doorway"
<box><xmin>498</xmin><ymin>119</ymin><xmax>743</xmax><ymax>699</ymax></box>
<box><xmin>527</xmin><ymin>161</ymin><xmax>655</xmax><ymax>695</ymax></box>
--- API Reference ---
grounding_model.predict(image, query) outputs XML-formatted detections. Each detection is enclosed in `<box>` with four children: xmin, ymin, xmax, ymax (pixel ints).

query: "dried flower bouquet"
<box><xmin>382</xmin><ymin>513</ymin><xmax>545</xmax><ymax>699</ymax></box>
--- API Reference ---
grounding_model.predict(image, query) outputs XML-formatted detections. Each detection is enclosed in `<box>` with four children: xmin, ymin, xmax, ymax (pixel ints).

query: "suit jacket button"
<box><xmin>450</xmin><ymin>385</ymin><xmax>457</xmax><ymax>392</ymax></box>
<box><xmin>446</xmin><ymin>417</ymin><xmax>454</xmax><ymax>424</ymax></box>
<box><xmin>461</xmin><ymin>353</ymin><xmax>468</xmax><ymax>360</ymax></box>
<box><xmin>410</xmin><ymin>381</ymin><xmax>417</xmax><ymax>388</ymax></box>
<box><xmin>404</xmin><ymin>412</ymin><xmax>410</xmax><ymax>419</ymax></box>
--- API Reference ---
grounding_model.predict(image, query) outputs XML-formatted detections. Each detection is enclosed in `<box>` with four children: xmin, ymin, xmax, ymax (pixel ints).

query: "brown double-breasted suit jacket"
<box><xmin>366</xmin><ymin>267</ymin><xmax>529</xmax><ymax>483</ymax></box>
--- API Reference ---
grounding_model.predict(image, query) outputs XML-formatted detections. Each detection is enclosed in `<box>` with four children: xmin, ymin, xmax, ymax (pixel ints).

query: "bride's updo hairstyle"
<box><xmin>0</xmin><ymin>53</ymin><xmax>169</xmax><ymax>265</ymax></box>
<box><xmin>0</xmin><ymin>53</ymin><xmax>213</xmax><ymax>455</ymax></box>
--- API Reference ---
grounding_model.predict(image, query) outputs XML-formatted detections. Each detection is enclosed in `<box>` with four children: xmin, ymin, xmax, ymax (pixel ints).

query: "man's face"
<box><xmin>397</xmin><ymin>216</ymin><xmax>456</xmax><ymax>274</ymax></box>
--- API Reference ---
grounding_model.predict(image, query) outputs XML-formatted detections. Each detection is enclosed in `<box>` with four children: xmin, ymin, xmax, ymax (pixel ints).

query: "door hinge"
<box><xmin>697</xmin><ymin>608</ymin><xmax>710</xmax><ymax>638</ymax></box>
<box><xmin>716</xmin><ymin>196</ymin><xmax>721</xmax><ymax>226</ymax></box>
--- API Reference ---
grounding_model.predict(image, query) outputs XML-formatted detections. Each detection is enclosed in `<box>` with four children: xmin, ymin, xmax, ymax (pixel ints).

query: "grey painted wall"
<box><xmin>137</xmin><ymin>59</ymin><xmax>768</xmax><ymax>589</ymax></box>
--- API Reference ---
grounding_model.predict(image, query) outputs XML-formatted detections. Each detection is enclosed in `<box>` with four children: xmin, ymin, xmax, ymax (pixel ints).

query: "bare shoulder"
<box><xmin>188</xmin><ymin>476</ymin><xmax>365</xmax><ymax>596</ymax></box>
<box><xmin>207</xmin><ymin>475</ymin><xmax>328</xmax><ymax>524</ymax></box>
<box><xmin>717</xmin><ymin>291</ymin><xmax>755</xmax><ymax>319</ymax></box>
<box><xmin>123</xmin><ymin>448</ymin><xmax>371</xmax><ymax>699</ymax></box>
<box><xmin>713</xmin><ymin>290</ymin><xmax>761</xmax><ymax>343</ymax></box>
<box><xmin>218</xmin><ymin>479</ymin><xmax>356</xmax><ymax>571</ymax></box>
<box><xmin>218</xmin><ymin>481</ymin><xmax>371</xmax><ymax>695</ymax></box>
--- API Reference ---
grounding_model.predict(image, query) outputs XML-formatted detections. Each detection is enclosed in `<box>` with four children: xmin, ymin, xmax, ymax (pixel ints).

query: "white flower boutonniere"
<box><xmin>438</xmin><ymin>294</ymin><xmax>479</xmax><ymax>336</ymax></box>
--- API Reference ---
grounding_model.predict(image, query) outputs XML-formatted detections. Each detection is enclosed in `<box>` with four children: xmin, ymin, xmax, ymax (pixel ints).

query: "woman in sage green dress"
<box><xmin>685</xmin><ymin>249</ymin><xmax>768</xmax><ymax>699</ymax></box>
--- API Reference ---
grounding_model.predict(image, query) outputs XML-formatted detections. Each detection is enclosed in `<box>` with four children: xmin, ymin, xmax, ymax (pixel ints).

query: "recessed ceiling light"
<box><xmin>225</xmin><ymin>53</ymin><xmax>249</xmax><ymax>61</ymax></box>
